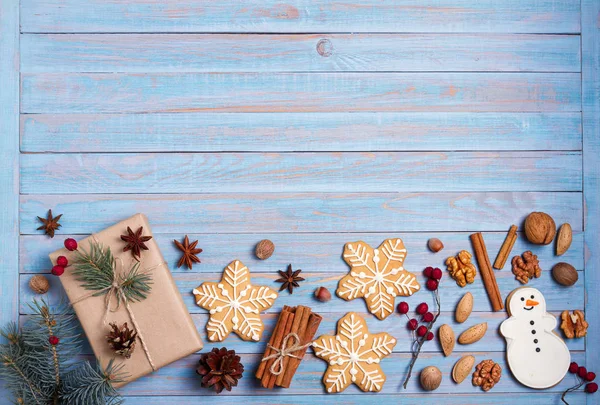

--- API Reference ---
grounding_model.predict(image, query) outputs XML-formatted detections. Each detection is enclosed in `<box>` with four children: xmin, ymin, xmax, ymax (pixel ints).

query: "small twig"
<box><xmin>561</xmin><ymin>377</ymin><xmax>585</xmax><ymax>404</ymax></box>
<box><xmin>402</xmin><ymin>289</ymin><xmax>441</xmax><ymax>389</ymax></box>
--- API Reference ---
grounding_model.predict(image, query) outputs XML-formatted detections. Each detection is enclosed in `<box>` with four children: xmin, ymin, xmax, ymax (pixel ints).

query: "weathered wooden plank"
<box><xmin>20</xmin><ymin>231</ymin><xmax>585</xmax><ymax>274</ymax></box>
<box><xmin>20</xmin><ymin>112</ymin><xmax>583</xmax><ymax>153</ymax></box>
<box><xmin>121</xmin><ymin>393</ymin><xmax>587</xmax><ymax>404</ymax></box>
<box><xmin>113</xmin><ymin>351</ymin><xmax>586</xmax><ymax>395</ymax></box>
<box><xmin>21</xmin><ymin>73</ymin><xmax>581</xmax><ymax>113</ymax></box>
<box><xmin>21</xmin><ymin>268</ymin><xmax>584</xmax><ymax>315</ymax></box>
<box><xmin>19</xmin><ymin>192</ymin><xmax>582</xmax><ymax>234</ymax></box>
<box><xmin>581</xmin><ymin>2</ymin><xmax>599</xmax><ymax>404</ymax></box>
<box><xmin>23</xmin><ymin>311</ymin><xmax>580</xmax><ymax>355</ymax></box>
<box><xmin>20</xmin><ymin>152</ymin><xmax>583</xmax><ymax>194</ymax></box>
<box><xmin>19</xmin><ymin>0</ymin><xmax>580</xmax><ymax>34</ymax></box>
<box><xmin>0</xmin><ymin>0</ymin><xmax>19</xmax><ymax>336</ymax></box>
<box><xmin>20</xmin><ymin>34</ymin><xmax>581</xmax><ymax>73</ymax></box>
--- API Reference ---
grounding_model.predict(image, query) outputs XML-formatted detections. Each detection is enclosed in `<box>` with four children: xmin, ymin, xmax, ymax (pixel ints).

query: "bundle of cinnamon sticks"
<box><xmin>470</xmin><ymin>232</ymin><xmax>504</xmax><ymax>312</ymax></box>
<box><xmin>256</xmin><ymin>305</ymin><xmax>322</xmax><ymax>388</ymax></box>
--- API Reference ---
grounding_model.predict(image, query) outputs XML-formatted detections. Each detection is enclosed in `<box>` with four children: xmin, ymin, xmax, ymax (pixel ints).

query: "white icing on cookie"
<box><xmin>500</xmin><ymin>287</ymin><xmax>570</xmax><ymax>389</ymax></box>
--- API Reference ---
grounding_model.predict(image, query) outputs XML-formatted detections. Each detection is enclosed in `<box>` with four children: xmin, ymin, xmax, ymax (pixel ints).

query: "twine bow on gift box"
<box><xmin>260</xmin><ymin>332</ymin><xmax>313</xmax><ymax>375</ymax></box>
<box><xmin>69</xmin><ymin>240</ymin><xmax>166</xmax><ymax>371</ymax></box>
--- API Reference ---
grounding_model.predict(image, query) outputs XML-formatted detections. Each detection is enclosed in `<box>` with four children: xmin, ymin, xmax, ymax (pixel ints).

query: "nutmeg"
<box><xmin>255</xmin><ymin>239</ymin><xmax>275</xmax><ymax>260</ymax></box>
<box><xmin>29</xmin><ymin>275</ymin><xmax>50</xmax><ymax>294</ymax></box>
<box><xmin>420</xmin><ymin>366</ymin><xmax>442</xmax><ymax>391</ymax></box>
<box><xmin>314</xmin><ymin>286</ymin><xmax>331</xmax><ymax>302</ymax></box>
<box><xmin>552</xmin><ymin>262</ymin><xmax>578</xmax><ymax>286</ymax></box>
<box><xmin>427</xmin><ymin>238</ymin><xmax>444</xmax><ymax>253</ymax></box>
<box><xmin>524</xmin><ymin>212</ymin><xmax>556</xmax><ymax>245</ymax></box>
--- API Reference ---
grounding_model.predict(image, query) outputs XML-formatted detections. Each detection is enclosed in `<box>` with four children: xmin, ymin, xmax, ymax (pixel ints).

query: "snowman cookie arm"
<box><xmin>500</xmin><ymin>317</ymin><xmax>518</xmax><ymax>339</ymax></box>
<box><xmin>542</xmin><ymin>313</ymin><xmax>557</xmax><ymax>332</ymax></box>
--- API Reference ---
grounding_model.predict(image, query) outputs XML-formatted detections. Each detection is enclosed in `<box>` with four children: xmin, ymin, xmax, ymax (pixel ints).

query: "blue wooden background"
<box><xmin>1</xmin><ymin>0</ymin><xmax>599</xmax><ymax>404</ymax></box>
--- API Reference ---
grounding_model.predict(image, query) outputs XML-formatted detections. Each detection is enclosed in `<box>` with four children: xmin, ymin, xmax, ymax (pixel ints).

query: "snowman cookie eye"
<box><xmin>521</xmin><ymin>297</ymin><xmax>525</xmax><ymax>301</ymax></box>
<box><xmin>531</xmin><ymin>295</ymin><xmax>534</xmax><ymax>299</ymax></box>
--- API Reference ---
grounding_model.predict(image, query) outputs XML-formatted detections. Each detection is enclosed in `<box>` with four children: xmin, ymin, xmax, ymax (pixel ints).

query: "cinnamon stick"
<box><xmin>257</xmin><ymin>306</ymin><xmax>291</xmax><ymax>384</ymax></box>
<box><xmin>266</xmin><ymin>309</ymin><xmax>295</xmax><ymax>389</ymax></box>
<box><xmin>275</xmin><ymin>306</ymin><xmax>308</xmax><ymax>386</ymax></box>
<box><xmin>493</xmin><ymin>225</ymin><xmax>518</xmax><ymax>270</ymax></box>
<box><xmin>280</xmin><ymin>311</ymin><xmax>322</xmax><ymax>388</ymax></box>
<box><xmin>470</xmin><ymin>232</ymin><xmax>503</xmax><ymax>312</ymax></box>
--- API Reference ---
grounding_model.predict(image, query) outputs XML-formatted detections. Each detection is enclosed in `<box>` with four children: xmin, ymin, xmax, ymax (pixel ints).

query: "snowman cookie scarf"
<box><xmin>500</xmin><ymin>287</ymin><xmax>570</xmax><ymax>389</ymax></box>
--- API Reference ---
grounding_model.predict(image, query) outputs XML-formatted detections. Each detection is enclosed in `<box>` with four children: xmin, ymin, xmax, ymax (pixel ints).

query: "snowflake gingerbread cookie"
<box><xmin>313</xmin><ymin>312</ymin><xmax>397</xmax><ymax>393</ymax></box>
<box><xmin>337</xmin><ymin>239</ymin><xmax>420</xmax><ymax>320</ymax></box>
<box><xmin>193</xmin><ymin>260</ymin><xmax>278</xmax><ymax>342</ymax></box>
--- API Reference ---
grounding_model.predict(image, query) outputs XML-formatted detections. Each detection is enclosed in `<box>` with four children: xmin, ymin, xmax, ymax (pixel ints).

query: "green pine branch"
<box><xmin>0</xmin><ymin>299</ymin><xmax>124</xmax><ymax>405</ymax></box>
<box><xmin>73</xmin><ymin>241</ymin><xmax>152</xmax><ymax>303</ymax></box>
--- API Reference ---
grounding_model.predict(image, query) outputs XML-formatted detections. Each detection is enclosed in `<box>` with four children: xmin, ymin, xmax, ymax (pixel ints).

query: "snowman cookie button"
<box><xmin>500</xmin><ymin>287</ymin><xmax>571</xmax><ymax>389</ymax></box>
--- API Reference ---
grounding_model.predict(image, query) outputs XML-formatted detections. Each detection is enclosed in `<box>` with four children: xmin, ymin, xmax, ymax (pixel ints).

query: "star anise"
<box><xmin>174</xmin><ymin>235</ymin><xmax>203</xmax><ymax>270</ymax></box>
<box><xmin>275</xmin><ymin>264</ymin><xmax>305</xmax><ymax>294</ymax></box>
<box><xmin>37</xmin><ymin>209</ymin><xmax>62</xmax><ymax>238</ymax></box>
<box><xmin>120</xmin><ymin>226</ymin><xmax>152</xmax><ymax>261</ymax></box>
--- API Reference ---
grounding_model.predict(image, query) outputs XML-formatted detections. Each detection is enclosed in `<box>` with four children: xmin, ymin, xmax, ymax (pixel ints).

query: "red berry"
<box><xmin>579</xmin><ymin>367</ymin><xmax>588</xmax><ymax>379</ymax></box>
<box><xmin>431</xmin><ymin>268</ymin><xmax>443</xmax><ymax>280</ymax></box>
<box><xmin>422</xmin><ymin>312</ymin><xmax>434</xmax><ymax>323</ymax></box>
<box><xmin>48</xmin><ymin>336</ymin><xmax>59</xmax><ymax>345</ymax></box>
<box><xmin>397</xmin><ymin>301</ymin><xmax>409</xmax><ymax>315</ymax></box>
<box><xmin>64</xmin><ymin>238</ymin><xmax>78</xmax><ymax>251</ymax></box>
<box><xmin>407</xmin><ymin>319</ymin><xmax>418</xmax><ymax>331</ymax></box>
<box><xmin>416</xmin><ymin>303</ymin><xmax>429</xmax><ymax>315</ymax></box>
<box><xmin>425</xmin><ymin>332</ymin><xmax>434</xmax><ymax>341</ymax></box>
<box><xmin>416</xmin><ymin>325</ymin><xmax>427</xmax><ymax>337</ymax></box>
<box><xmin>56</xmin><ymin>256</ymin><xmax>68</xmax><ymax>267</ymax></box>
<box><xmin>51</xmin><ymin>265</ymin><xmax>64</xmax><ymax>276</ymax></box>
<box><xmin>586</xmin><ymin>382</ymin><xmax>598</xmax><ymax>394</ymax></box>
<box><xmin>423</xmin><ymin>267</ymin><xmax>433</xmax><ymax>278</ymax></box>
<box><xmin>587</xmin><ymin>372</ymin><xmax>597</xmax><ymax>382</ymax></box>
<box><xmin>426</xmin><ymin>279</ymin><xmax>438</xmax><ymax>291</ymax></box>
<box><xmin>570</xmin><ymin>362</ymin><xmax>580</xmax><ymax>374</ymax></box>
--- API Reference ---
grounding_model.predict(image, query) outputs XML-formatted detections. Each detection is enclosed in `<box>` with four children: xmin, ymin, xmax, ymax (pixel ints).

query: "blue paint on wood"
<box><xmin>20</xmin><ymin>112</ymin><xmax>583</xmax><ymax>153</ymax></box>
<box><xmin>21</xmin><ymin>73</ymin><xmax>582</xmax><ymax>113</ymax></box>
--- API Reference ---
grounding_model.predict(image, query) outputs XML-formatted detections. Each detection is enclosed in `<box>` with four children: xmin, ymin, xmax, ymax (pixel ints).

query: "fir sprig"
<box><xmin>0</xmin><ymin>299</ymin><xmax>123</xmax><ymax>405</ymax></box>
<box><xmin>72</xmin><ymin>241</ymin><xmax>152</xmax><ymax>303</ymax></box>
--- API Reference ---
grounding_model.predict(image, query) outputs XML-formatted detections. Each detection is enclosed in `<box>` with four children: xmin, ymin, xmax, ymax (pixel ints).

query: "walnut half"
<box><xmin>511</xmin><ymin>251</ymin><xmax>541</xmax><ymax>284</ymax></box>
<box><xmin>472</xmin><ymin>359</ymin><xmax>501</xmax><ymax>391</ymax></box>
<box><xmin>560</xmin><ymin>310</ymin><xmax>588</xmax><ymax>339</ymax></box>
<box><xmin>446</xmin><ymin>250</ymin><xmax>477</xmax><ymax>287</ymax></box>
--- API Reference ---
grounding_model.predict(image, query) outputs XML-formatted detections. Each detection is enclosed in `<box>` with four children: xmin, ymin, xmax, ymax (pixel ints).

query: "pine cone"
<box><xmin>106</xmin><ymin>322</ymin><xmax>137</xmax><ymax>359</ymax></box>
<box><xmin>196</xmin><ymin>347</ymin><xmax>244</xmax><ymax>393</ymax></box>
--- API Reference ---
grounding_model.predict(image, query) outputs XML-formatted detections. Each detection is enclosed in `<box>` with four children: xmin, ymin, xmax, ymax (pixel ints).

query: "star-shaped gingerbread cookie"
<box><xmin>337</xmin><ymin>238</ymin><xmax>420</xmax><ymax>320</ymax></box>
<box><xmin>312</xmin><ymin>312</ymin><xmax>397</xmax><ymax>393</ymax></box>
<box><xmin>193</xmin><ymin>260</ymin><xmax>278</xmax><ymax>342</ymax></box>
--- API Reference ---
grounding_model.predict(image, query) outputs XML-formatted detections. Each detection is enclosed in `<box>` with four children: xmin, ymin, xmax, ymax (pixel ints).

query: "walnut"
<box><xmin>446</xmin><ymin>250</ymin><xmax>477</xmax><ymax>287</ymax></box>
<box><xmin>472</xmin><ymin>359</ymin><xmax>501</xmax><ymax>391</ymax></box>
<box><xmin>511</xmin><ymin>251</ymin><xmax>541</xmax><ymax>284</ymax></box>
<box><xmin>560</xmin><ymin>310</ymin><xmax>588</xmax><ymax>339</ymax></box>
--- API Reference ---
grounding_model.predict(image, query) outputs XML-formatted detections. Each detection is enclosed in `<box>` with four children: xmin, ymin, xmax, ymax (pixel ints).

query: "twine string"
<box><xmin>260</xmin><ymin>333</ymin><xmax>313</xmax><ymax>376</ymax></box>
<box><xmin>69</xmin><ymin>234</ymin><xmax>165</xmax><ymax>371</ymax></box>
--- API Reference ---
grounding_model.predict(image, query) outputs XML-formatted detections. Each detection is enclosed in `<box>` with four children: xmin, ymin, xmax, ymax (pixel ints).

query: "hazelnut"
<box><xmin>552</xmin><ymin>262</ymin><xmax>578</xmax><ymax>286</ymax></box>
<box><xmin>29</xmin><ymin>275</ymin><xmax>50</xmax><ymax>294</ymax></box>
<box><xmin>314</xmin><ymin>286</ymin><xmax>331</xmax><ymax>302</ymax></box>
<box><xmin>427</xmin><ymin>238</ymin><xmax>444</xmax><ymax>253</ymax></box>
<box><xmin>524</xmin><ymin>212</ymin><xmax>556</xmax><ymax>245</ymax></box>
<box><xmin>255</xmin><ymin>239</ymin><xmax>274</xmax><ymax>260</ymax></box>
<box><xmin>420</xmin><ymin>366</ymin><xmax>442</xmax><ymax>391</ymax></box>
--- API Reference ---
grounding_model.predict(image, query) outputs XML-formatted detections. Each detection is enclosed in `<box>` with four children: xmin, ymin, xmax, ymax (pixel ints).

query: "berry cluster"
<box><xmin>423</xmin><ymin>266</ymin><xmax>442</xmax><ymax>291</ymax></box>
<box><xmin>51</xmin><ymin>238</ymin><xmax>78</xmax><ymax>277</ymax></box>
<box><xmin>398</xmin><ymin>301</ymin><xmax>434</xmax><ymax>341</ymax></box>
<box><xmin>562</xmin><ymin>361</ymin><xmax>597</xmax><ymax>403</ymax></box>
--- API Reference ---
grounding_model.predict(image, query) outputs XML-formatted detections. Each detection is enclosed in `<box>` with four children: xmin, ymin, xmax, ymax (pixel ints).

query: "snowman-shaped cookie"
<box><xmin>500</xmin><ymin>287</ymin><xmax>570</xmax><ymax>389</ymax></box>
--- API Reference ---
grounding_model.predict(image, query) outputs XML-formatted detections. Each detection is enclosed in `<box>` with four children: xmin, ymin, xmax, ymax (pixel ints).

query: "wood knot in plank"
<box><xmin>316</xmin><ymin>39</ymin><xmax>333</xmax><ymax>57</ymax></box>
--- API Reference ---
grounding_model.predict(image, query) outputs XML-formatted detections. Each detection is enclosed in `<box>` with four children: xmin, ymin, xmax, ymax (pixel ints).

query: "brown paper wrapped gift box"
<box><xmin>49</xmin><ymin>213</ymin><xmax>203</xmax><ymax>387</ymax></box>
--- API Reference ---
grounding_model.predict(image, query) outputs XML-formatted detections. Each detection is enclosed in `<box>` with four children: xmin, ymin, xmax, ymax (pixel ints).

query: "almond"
<box><xmin>556</xmin><ymin>223</ymin><xmax>572</xmax><ymax>256</ymax></box>
<box><xmin>455</xmin><ymin>292</ymin><xmax>473</xmax><ymax>323</ymax></box>
<box><xmin>438</xmin><ymin>324</ymin><xmax>455</xmax><ymax>356</ymax></box>
<box><xmin>452</xmin><ymin>355</ymin><xmax>475</xmax><ymax>384</ymax></box>
<box><xmin>458</xmin><ymin>322</ymin><xmax>487</xmax><ymax>345</ymax></box>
